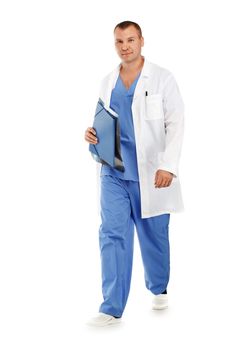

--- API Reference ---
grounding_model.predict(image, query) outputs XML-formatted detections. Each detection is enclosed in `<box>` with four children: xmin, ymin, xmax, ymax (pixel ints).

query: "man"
<box><xmin>84</xmin><ymin>20</ymin><xmax>184</xmax><ymax>327</ymax></box>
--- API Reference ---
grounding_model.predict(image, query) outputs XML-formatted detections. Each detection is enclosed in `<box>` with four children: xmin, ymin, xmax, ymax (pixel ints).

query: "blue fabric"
<box><xmin>100</xmin><ymin>72</ymin><xmax>141</xmax><ymax>181</ymax></box>
<box><xmin>98</xmin><ymin>175</ymin><xmax>170</xmax><ymax>318</ymax></box>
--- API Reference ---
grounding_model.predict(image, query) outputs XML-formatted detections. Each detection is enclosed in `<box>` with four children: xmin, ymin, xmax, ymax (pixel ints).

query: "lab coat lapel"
<box><xmin>133</xmin><ymin>57</ymin><xmax>150</xmax><ymax>100</ymax></box>
<box><xmin>103</xmin><ymin>56</ymin><xmax>150</xmax><ymax>108</ymax></box>
<box><xmin>103</xmin><ymin>66</ymin><xmax>120</xmax><ymax>110</ymax></box>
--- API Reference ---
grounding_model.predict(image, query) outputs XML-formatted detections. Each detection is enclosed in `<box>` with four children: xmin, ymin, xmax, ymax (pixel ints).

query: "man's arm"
<box><xmin>158</xmin><ymin>73</ymin><xmax>185</xmax><ymax>177</ymax></box>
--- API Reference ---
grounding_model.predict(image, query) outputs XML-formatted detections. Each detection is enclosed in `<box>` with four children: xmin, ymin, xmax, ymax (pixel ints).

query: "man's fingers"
<box><xmin>164</xmin><ymin>180</ymin><xmax>171</xmax><ymax>187</ymax></box>
<box><xmin>85</xmin><ymin>128</ymin><xmax>98</xmax><ymax>144</ymax></box>
<box><xmin>86</xmin><ymin>137</ymin><xmax>98</xmax><ymax>144</ymax></box>
<box><xmin>87</xmin><ymin>127</ymin><xmax>96</xmax><ymax>135</ymax></box>
<box><xmin>154</xmin><ymin>172</ymin><xmax>173</xmax><ymax>188</ymax></box>
<box><xmin>87</xmin><ymin>133</ymin><xmax>98</xmax><ymax>142</ymax></box>
<box><xmin>155</xmin><ymin>174</ymin><xmax>162</xmax><ymax>187</ymax></box>
<box><xmin>86</xmin><ymin>135</ymin><xmax>98</xmax><ymax>144</ymax></box>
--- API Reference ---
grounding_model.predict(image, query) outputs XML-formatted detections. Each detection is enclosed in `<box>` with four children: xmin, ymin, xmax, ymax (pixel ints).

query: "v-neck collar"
<box><xmin>118</xmin><ymin>71</ymin><xmax>141</xmax><ymax>94</ymax></box>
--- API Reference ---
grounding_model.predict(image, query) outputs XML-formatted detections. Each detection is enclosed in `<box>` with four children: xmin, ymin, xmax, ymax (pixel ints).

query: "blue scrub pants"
<box><xmin>98</xmin><ymin>175</ymin><xmax>170</xmax><ymax>318</ymax></box>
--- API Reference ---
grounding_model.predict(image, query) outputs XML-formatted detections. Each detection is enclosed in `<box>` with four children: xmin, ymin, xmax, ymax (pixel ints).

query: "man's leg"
<box><xmin>98</xmin><ymin>175</ymin><xmax>134</xmax><ymax>318</ymax></box>
<box><xmin>126</xmin><ymin>180</ymin><xmax>170</xmax><ymax>295</ymax></box>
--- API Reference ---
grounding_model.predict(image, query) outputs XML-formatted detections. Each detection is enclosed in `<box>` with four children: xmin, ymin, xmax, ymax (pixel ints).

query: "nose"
<box><xmin>122</xmin><ymin>43</ymin><xmax>129</xmax><ymax>51</ymax></box>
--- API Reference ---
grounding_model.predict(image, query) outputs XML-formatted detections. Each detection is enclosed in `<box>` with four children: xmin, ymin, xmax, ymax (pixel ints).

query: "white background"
<box><xmin>1</xmin><ymin>0</ymin><xmax>233</xmax><ymax>349</ymax></box>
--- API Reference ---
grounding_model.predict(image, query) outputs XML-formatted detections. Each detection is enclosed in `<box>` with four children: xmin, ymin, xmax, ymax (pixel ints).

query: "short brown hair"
<box><xmin>114</xmin><ymin>21</ymin><xmax>142</xmax><ymax>38</ymax></box>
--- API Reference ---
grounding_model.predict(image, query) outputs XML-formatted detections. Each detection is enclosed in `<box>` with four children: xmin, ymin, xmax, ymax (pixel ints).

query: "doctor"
<box><xmin>85</xmin><ymin>20</ymin><xmax>184</xmax><ymax>327</ymax></box>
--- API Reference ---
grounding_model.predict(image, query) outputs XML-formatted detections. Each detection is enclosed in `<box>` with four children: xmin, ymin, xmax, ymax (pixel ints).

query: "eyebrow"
<box><xmin>115</xmin><ymin>36</ymin><xmax>136</xmax><ymax>41</ymax></box>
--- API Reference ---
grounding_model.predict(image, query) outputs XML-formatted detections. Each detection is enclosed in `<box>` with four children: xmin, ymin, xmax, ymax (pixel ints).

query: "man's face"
<box><xmin>114</xmin><ymin>25</ymin><xmax>144</xmax><ymax>63</ymax></box>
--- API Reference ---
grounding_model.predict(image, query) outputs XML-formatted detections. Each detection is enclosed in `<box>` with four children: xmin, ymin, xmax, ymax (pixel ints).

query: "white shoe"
<box><xmin>86</xmin><ymin>312</ymin><xmax>122</xmax><ymax>327</ymax></box>
<box><xmin>152</xmin><ymin>293</ymin><xmax>168</xmax><ymax>310</ymax></box>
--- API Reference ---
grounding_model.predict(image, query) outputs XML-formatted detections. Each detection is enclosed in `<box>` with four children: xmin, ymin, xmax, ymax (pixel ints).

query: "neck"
<box><xmin>120</xmin><ymin>55</ymin><xmax>144</xmax><ymax>74</ymax></box>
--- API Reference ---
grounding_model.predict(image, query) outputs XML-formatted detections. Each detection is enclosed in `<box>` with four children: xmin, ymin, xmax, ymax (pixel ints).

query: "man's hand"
<box><xmin>154</xmin><ymin>169</ymin><xmax>174</xmax><ymax>188</ymax></box>
<box><xmin>84</xmin><ymin>127</ymin><xmax>98</xmax><ymax>144</ymax></box>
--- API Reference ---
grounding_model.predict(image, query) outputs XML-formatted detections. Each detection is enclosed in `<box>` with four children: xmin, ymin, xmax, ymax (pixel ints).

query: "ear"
<box><xmin>141</xmin><ymin>36</ymin><xmax>144</xmax><ymax>47</ymax></box>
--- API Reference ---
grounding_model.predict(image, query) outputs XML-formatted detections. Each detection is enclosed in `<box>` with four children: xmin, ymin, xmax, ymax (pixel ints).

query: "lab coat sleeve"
<box><xmin>158</xmin><ymin>73</ymin><xmax>185</xmax><ymax>177</ymax></box>
<box><xmin>94</xmin><ymin>77</ymin><xmax>106</xmax><ymax>213</ymax></box>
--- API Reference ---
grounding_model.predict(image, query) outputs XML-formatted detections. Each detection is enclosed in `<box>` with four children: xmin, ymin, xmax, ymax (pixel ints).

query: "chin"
<box><xmin>123</xmin><ymin>56</ymin><xmax>134</xmax><ymax>62</ymax></box>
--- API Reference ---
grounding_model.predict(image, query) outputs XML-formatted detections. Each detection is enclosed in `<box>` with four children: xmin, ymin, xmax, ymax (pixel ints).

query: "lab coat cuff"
<box><xmin>157</xmin><ymin>164</ymin><xmax>178</xmax><ymax>177</ymax></box>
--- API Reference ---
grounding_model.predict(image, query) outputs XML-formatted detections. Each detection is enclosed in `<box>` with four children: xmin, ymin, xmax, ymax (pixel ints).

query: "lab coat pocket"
<box><xmin>145</xmin><ymin>94</ymin><xmax>163</xmax><ymax>120</ymax></box>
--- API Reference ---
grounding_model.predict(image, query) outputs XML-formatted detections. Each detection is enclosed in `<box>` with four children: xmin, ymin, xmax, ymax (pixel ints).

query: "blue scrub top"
<box><xmin>100</xmin><ymin>72</ymin><xmax>141</xmax><ymax>181</ymax></box>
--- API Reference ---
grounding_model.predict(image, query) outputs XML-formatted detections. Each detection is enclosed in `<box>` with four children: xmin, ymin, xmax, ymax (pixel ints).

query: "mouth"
<box><xmin>122</xmin><ymin>52</ymin><xmax>132</xmax><ymax>56</ymax></box>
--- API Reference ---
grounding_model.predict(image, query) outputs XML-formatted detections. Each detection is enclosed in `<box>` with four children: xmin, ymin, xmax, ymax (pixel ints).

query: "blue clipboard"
<box><xmin>89</xmin><ymin>98</ymin><xmax>125</xmax><ymax>172</ymax></box>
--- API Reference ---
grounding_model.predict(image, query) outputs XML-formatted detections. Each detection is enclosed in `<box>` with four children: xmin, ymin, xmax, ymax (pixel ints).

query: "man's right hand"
<box><xmin>84</xmin><ymin>127</ymin><xmax>98</xmax><ymax>144</ymax></box>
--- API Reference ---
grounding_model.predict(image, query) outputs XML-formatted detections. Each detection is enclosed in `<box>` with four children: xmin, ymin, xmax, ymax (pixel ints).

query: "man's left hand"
<box><xmin>154</xmin><ymin>169</ymin><xmax>174</xmax><ymax>188</ymax></box>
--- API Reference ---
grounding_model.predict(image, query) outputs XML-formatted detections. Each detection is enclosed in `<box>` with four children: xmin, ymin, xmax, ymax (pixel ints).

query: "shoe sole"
<box><xmin>152</xmin><ymin>305</ymin><xmax>168</xmax><ymax>310</ymax></box>
<box><xmin>86</xmin><ymin>318</ymin><xmax>122</xmax><ymax>327</ymax></box>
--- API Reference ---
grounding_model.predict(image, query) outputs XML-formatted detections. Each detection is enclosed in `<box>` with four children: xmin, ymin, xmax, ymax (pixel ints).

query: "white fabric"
<box><xmin>86</xmin><ymin>312</ymin><xmax>121</xmax><ymax>327</ymax></box>
<box><xmin>152</xmin><ymin>294</ymin><xmax>169</xmax><ymax>310</ymax></box>
<box><xmin>95</xmin><ymin>57</ymin><xmax>185</xmax><ymax>218</ymax></box>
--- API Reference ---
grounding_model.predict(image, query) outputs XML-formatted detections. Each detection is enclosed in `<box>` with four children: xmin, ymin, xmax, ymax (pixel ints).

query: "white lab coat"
<box><xmin>95</xmin><ymin>56</ymin><xmax>185</xmax><ymax>218</ymax></box>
